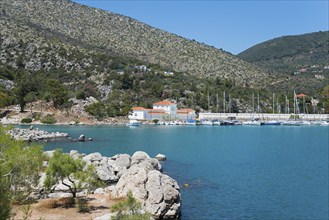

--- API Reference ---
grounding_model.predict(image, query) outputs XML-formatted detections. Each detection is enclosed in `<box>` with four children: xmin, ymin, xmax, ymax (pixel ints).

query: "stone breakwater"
<box><xmin>7</xmin><ymin>127</ymin><xmax>69</xmax><ymax>141</ymax></box>
<box><xmin>38</xmin><ymin>150</ymin><xmax>181</xmax><ymax>219</ymax></box>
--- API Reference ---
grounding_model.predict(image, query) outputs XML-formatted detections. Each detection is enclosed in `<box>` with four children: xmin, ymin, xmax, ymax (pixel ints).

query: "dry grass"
<box><xmin>108</xmin><ymin>192</ymin><xmax>126</xmax><ymax>202</ymax></box>
<box><xmin>12</xmin><ymin>194</ymin><xmax>118</xmax><ymax>220</ymax></box>
<box><xmin>41</xmin><ymin>197</ymin><xmax>75</xmax><ymax>209</ymax></box>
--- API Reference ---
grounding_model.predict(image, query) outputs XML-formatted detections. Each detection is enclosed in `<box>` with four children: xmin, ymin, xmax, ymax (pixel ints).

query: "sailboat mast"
<box><xmin>216</xmin><ymin>93</ymin><xmax>219</xmax><ymax>113</ymax></box>
<box><xmin>293</xmin><ymin>91</ymin><xmax>296</xmax><ymax>120</ymax></box>
<box><xmin>273</xmin><ymin>93</ymin><xmax>275</xmax><ymax>114</ymax></box>
<box><xmin>277</xmin><ymin>97</ymin><xmax>280</xmax><ymax>113</ymax></box>
<box><xmin>223</xmin><ymin>91</ymin><xmax>226</xmax><ymax>114</ymax></box>
<box><xmin>252</xmin><ymin>93</ymin><xmax>255</xmax><ymax>115</ymax></box>
<box><xmin>229</xmin><ymin>93</ymin><xmax>231</xmax><ymax>113</ymax></box>
<box><xmin>257</xmin><ymin>93</ymin><xmax>260</xmax><ymax>114</ymax></box>
<box><xmin>207</xmin><ymin>92</ymin><xmax>210</xmax><ymax>113</ymax></box>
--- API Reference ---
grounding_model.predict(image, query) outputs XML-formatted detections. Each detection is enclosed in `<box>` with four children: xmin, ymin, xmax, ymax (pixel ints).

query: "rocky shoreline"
<box><xmin>7</xmin><ymin>127</ymin><xmax>69</xmax><ymax>142</ymax></box>
<box><xmin>34</xmin><ymin>150</ymin><xmax>181</xmax><ymax>219</ymax></box>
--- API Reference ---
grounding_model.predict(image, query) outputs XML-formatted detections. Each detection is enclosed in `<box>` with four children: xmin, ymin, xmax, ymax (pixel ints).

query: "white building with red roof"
<box><xmin>153</xmin><ymin>100</ymin><xmax>177</xmax><ymax>116</ymax></box>
<box><xmin>129</xmin><ymin>107</ymin><xmax>150</xmax><ymax>120</ymax></box>
<box><xmin>129</xmin><ymin>100</ymin><xmax>195</xmax><ymax>121</ymax></box>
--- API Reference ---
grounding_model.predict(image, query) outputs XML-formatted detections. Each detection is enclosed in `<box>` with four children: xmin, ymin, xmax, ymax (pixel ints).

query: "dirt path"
<box><xmin>12</xmin><ymin>194</ymin><xmax>117</xmax><ymax>220</ymax></box>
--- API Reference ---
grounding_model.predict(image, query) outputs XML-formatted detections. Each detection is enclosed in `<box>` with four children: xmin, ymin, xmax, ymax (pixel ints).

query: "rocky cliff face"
<box><xmin>0</xmin><ymin>0</ymin><xmax>270</xmax><ymax>86</ymax></box>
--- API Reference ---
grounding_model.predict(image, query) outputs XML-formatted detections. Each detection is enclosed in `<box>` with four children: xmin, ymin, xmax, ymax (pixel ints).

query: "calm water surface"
<box><xmin>27</xmin><ymin>125</ymin><xmax>328</xmax><ymax>220</ymax></box>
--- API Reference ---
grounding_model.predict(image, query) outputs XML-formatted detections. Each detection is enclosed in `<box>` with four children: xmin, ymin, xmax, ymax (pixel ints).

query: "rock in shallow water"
<box><xmin>155</xmin><ymin>153</ymin><xmax>167</xmax><ymax>161</ymax></box>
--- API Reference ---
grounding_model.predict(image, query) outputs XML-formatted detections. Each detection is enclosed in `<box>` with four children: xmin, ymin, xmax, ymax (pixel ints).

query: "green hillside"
<box><xmin>0</xmin><ymin>0</ymin><xmax>328</xmax><ymax>115</ymax></box>
<box><xmin>238</xmin><ymin>31</ymin><xmax>329</xmax><ymax>74</ymax></box>
<box><xmin>0</xmin><ymin>0</ymin><xmax>270</xmax><ymax>86</ymax></box>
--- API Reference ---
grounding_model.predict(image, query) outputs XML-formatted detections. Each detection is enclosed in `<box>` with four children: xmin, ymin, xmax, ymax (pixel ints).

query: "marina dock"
<box><xmin>199</xmin><ymin>113</ymin><xmax>329</xmax><ymax>121</ymax></box>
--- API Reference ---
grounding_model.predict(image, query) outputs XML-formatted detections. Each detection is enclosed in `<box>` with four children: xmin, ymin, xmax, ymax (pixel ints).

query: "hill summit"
<box><xmin>238</xmin><ymin>31</ymin><xmax>329</xmax><ymax>74</ymax></box>
<box><xmin>0</xmin><ymin>0</ymin><xmax>269</xmax><ymax>86</ymax></box>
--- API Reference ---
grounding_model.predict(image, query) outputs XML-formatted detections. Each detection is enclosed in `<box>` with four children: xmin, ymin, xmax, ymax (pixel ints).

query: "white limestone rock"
<box><xmin>83</xmin><ymin>152</ymin><xmax>103</xmax><ymax>162</ymax></box>
<box><xmin>155</xmin><ymin>154</ymin><xmax>166</xmax><ymax>161</ymax></box>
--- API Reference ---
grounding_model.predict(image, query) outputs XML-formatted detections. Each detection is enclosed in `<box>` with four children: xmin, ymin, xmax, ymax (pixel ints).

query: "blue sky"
<box><xmin>73</xmin><ymin>0</ymin><xmax>328</xmax><ymax>55</ymax></box>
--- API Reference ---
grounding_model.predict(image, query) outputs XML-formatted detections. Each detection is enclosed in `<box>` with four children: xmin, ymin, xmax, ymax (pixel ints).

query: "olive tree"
<box><xmin>0</xmin><ymin>124</ymin><xmax>44</xmax><ymax>218</ymax></box>
<box><xmin>44</xmin><ymin>149</ymin><xmax>103</xmax><ymax>198</ymax></box>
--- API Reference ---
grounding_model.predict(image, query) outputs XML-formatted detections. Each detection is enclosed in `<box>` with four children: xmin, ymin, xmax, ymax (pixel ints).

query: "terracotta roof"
<box><xmin>132</xmin><ymin>107</ymin><xmax>149</xmax><ymax>111</ymax></box>
<box><xmin>296</xmin><ymin>94</ymin><xmax>307</xmax><ymax>98</ymax></box>
<box><xmin>153</xmin><ymin>100</ymin><xmax>175</xmax><ymax>106</ymax></box>
<box><xmin>177</xmin><ymin>108</ymin><xmax>195</xmax><ymax>114</ymax></box>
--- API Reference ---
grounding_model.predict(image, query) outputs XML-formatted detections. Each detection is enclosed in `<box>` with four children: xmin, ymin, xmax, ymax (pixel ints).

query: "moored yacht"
<box><xmin>242</xmin><ymin>120</ymin><xmax>262</xmax><ymax>126</ymax></box>
<box><xmin>263</xmin><ymin>120</ymin><xmax>281</xmax><ymax>126</ymax></box>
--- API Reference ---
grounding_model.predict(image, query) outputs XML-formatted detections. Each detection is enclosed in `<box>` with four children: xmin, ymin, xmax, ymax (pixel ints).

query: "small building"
<box><xmin>163</xmin><ymin>71</ymin><xmax>174</xmax><ymax>76</ymax></box>
<box><xmin>315</xmin><ymin>74</ymin><xmax>325</xmax><ymax>79</ymax></box>
<box><xmin>153</xmin><ymin>100</ymin><xmax>177</xmax><ymax>117</ymax></box>
<box><xmin>128</xmin><ymin>107</ymin><xmax>149</xmax><ymax>120</ymax></box>
<box><xmin>129</xmin><ymin>100</ymin><xmax>195</xmax><ymax>122</ymax></box>
<box><xmin>176</xmin><ymin>108</ymin><xmax>196</xmax><ymax>121</ymax></box>
<box><xmin>296</xmin><ymin>94</ymin><xmax>306</xmax><ymax>99</ymax></box>
<box><xmin>116</xmin><ymin>69</ymin><xmax>124</xmax><ymax>75</ymax></box>
<box><xmin>133</xmin><ymin>65</ymin><xmax>148</xmax><ymax>73</ymax></box>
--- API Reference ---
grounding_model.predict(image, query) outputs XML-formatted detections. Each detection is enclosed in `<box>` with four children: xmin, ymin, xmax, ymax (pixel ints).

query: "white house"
<box><xmin>128</xmin><ymin>107</ymin><xmax>149</xmax><ymax>120</ymax></box>
<box><xmin>129</xmin><ymin>100</ymin><xmax>195</xmax><ymax>121</ymax></box>
<box><xmin>153</xmin><ymin>100</ymin><xmax>177</xmax><ymax>118</ymax></box>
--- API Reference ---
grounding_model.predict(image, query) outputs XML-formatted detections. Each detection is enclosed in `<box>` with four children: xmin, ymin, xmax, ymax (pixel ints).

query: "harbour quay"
<box><xmin>199</xmin><ymin>113</ymin><xmax>329</xmax><ymax>121</ymax></box>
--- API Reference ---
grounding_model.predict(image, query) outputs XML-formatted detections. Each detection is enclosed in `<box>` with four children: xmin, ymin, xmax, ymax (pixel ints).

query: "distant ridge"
<box><xmin>0</xmin><ymin>0</ymin><xmax>270</xmax><ymax>86</ymax></box>
<box><xmin>238</xmin><ymin>31</ymin><xmax>329</xmax><ymax>74</ymax></box>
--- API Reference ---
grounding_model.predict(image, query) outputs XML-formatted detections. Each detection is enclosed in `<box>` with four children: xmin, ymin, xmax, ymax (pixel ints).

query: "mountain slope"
<box><xmin>0</xmin><ymin>0</ymin><xmax>270</xmax><ymax>86</ymax></box>
<box><xmin>238</xmin><ymin>31</ymin><xmax>329</xmax><ymax>74</ymax></box>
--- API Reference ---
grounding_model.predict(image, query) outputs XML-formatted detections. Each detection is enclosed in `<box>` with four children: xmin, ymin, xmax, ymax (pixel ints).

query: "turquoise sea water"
<box><xmin>26</xmin><ymin>125</ymin><xmax>328</xmax><ymax>219</ymax></box>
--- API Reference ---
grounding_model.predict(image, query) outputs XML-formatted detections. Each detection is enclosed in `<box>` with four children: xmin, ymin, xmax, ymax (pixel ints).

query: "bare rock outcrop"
<box><xmin>40</xmin><ymin>150</ymin><xmax>180</xmax><ymax>219</ymax></box>
<box><xmin>113</xmin><ymin>152</ymin><xmax>180</xmax><ymax>219</ymax></box>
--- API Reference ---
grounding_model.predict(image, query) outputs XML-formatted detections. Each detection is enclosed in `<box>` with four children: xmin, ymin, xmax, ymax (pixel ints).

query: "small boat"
<box><xmin>300</xmin><ymin>121</ymin><xmax>311</xmax><ymax>126</ymax></box>
<box><xmin>320</xmin><ymin>121</ymin><xmax>329</xmax><ymax>126</ymax></box>
<box><xmin>242</xmin><ymin>120</ymin><xmax>262</xmax><ymax>126</ymax></box>
<box><xmin>186</xmin><ymin>120</ymin><xmax>197</xmax><ymax>126</ymax></box>
<box><xmin>232</xmin><ymin>120</ymin><xmax>242</xmax><ymax>125</ymax></box>
<box><xmin>263</xmin><ymin>120</ymin><xmax>281</xmax><ymax>126</ymax></box>
<box><xmin>212</xmin><ymin>120</ymin><xmax>221</xmax><ymax>126</ymax></box>
<box><xmin>200</xmin><ymin>119</ymin><xmax>213</xmax><ymax>126</ymax></box>
<box><xmin>220</xmin><ymin>120</ymin><xmax>235</xmax><ymax>126</ymax></box>
<box><xmin>282</xmin><ymin>120</ymin><xmax>301</xmax><ymax>126</ymax></box>
<box><xmin>127</xmin><ymin>119</ymin><xmax>142</xmax><ymax>126</ymax></box>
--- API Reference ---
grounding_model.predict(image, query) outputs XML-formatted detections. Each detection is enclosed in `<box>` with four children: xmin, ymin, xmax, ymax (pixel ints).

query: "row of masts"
<box><xmin>206</xmin><ymin>91</ymin><xmax>315</xmax><ymax>114</ymax></box>
<box><xmin>208</xmin><ymin>91</ymin><xmax>233</xmax><ymax>114</ymax></box>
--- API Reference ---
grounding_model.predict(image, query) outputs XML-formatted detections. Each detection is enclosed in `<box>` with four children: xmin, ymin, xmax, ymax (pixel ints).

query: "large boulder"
<box><xmin>112</xmin><ymin>154</ymin><xmax>131</xmax><ymax>177</ymax></box>
<box><xmin>113</xmin><ymin>153</ymin><xmax>180</xmax><ymax>219</ymax></box>
<box><xmin>96</xmin><ymin>165</ymin><xmax>119</xmax><ymax>183</ymax></box>
<box><xmin>131</xmin><ymin>151</ymin><xmax>150</xmax><ymax>165</ymax></box>
<box><xmin>83</xmin><ymin>152</ymin><xmax>103</xmax><ymax>162</ymax></box>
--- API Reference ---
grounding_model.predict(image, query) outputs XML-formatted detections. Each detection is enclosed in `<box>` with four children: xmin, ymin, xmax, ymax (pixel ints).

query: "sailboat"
<box><xmin>282</xmin><ymin>91</ymin><xmax>301</xmax><ymax>126</ymax></box>
<box><xmin>243</xmin><ymin>93</ymin><xmax>262</xmax><ymax>125</ymax></box>
<box><xmin>263</xmin><ymin>93</ymin><xmax>281</xmax><ymax>125</ymax></box>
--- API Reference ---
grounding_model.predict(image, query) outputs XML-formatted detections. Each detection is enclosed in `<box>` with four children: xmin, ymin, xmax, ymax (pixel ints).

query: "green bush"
<box><xmin>32</xmin><ymin>112</ymin><xmax>42</xmax><ymax>121</ymax></box>
<box><xmin>21</xmin><ymin>118</ymin><xmax>32</xmax><ymax>123</ymax></box>
<box><xmin>85</xmin><ymin>102</ymin><xmax>106</xmax><ymax>121</ymax></box>
<box><xmin>41</xmin><ymin>115</ymin><xmax>57</xmax><ymax>124</ymax></box>
<box><xmin>111</xmin><ymin>191</ymin><xmax>150</xmax><ymax>220</ymax></box>
<box><xmin>75</xmin><ymin>197</ymin><xmax>89</xmax><ymax>213</ymax></box>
